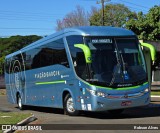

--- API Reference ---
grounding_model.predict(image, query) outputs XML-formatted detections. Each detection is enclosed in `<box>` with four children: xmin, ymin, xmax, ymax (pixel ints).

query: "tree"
<box><xmin>90</xmin><ymin>4</ymin><xmax>136</xmax><ymax>27</ymax></box>
<box><xmin>55</xmin><ymin>6</ymin><xmax>90</xmax><ymax>31</ymax></box>
<box><xmin>126</xmin><ymin>5</ymin><xmax>160</xmax><ymax>40</ymax></box>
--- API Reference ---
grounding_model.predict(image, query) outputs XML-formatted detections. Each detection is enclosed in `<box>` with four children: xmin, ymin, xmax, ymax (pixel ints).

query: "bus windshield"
<box><xmin>85</xmin><ymin>37</ymin><xmax>147</xmax><ymax>88</ymax></box>
<box><xmin>67</xmin><ymin>35</ymin><xmax>147</xmax><ymax>88</ymax></box>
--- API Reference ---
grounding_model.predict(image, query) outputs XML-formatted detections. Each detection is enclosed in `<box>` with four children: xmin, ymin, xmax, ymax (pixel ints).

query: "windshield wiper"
<box><xmin>109</xmin><ymin>49</ymin><xmax>122</xmax><ymax>86</ymax></box>
<box><xmin>109</xmin><ymin>39</ymin><xmax>129</xmax><ymax>86</ymax></box>
<box><xmin>120</xmin><ymin>53</ymin><xmax>130</xmax><ymax>81</ymax></box>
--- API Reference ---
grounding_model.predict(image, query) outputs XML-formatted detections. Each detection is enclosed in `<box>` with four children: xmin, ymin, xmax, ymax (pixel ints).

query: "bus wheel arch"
<box><xmin>63</xmin><ymin>91</ymin><xmax>79</xmax><ymax>116</ymax></box>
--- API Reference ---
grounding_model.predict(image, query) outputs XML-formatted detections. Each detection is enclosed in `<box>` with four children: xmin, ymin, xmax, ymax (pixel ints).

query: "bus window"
<box><xmin>25</xmin><ymin>39</ymin><xmax>69</xmax><ymax>70</ymax></box>
<box><xmin>66</xmin><ymin>35</ymin><xmax>89</xmax><ymax>80</ymax></box>
<box><xmin>9</xmin><ymin>54</ymin><xmax>24</xmax><ymax>73</ymax></box>
<box><xmin>115</xmin><ymin>38</ymin><xmax>147</xmax><ymax>81</ymax></box>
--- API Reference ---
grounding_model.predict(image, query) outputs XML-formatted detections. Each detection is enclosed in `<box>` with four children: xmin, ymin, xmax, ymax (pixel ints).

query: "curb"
<box><xmin>3</xmin><ymin>114</ymin><xmax>37</xmax><ymax>133</ymax></box>
<box><xmin>151</xmin><ymin>95</ymin><xmax>160</xmax><ymax>98</ymax></box>
<box><xmin>151</xmin><ymin>95</ymin><xmax>160</xmax><ymax>102</ymax></box>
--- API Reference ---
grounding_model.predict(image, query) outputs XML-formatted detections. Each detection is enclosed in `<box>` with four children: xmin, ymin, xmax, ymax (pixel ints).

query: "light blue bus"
<box><xmin>5</xmin><ymin>26</ymin><xmax>155</xmax><ymax>116</ymax></box>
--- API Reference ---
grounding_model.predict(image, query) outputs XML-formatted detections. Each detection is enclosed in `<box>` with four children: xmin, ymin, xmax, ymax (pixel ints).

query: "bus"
<box><xmin>5</xmin><ymin>26</ymin><xmax>156</xmax><ymax>116</ymax></box>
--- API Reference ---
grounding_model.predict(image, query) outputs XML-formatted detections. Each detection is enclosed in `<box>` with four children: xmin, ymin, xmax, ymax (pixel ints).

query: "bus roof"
<box><xmin>6</xmin><ymin>26</ymin><xmax>135</xmax><ymax>58</ymax></box>
<box><xmin>64</xmin><ymin>26</ymin><xmax>135</xmax><ymax>36</ymax></box>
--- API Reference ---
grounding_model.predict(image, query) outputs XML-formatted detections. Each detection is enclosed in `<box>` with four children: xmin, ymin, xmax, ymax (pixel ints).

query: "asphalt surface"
<box><xmin>0</xmin><ymin>95</ymin><xmax>160</xmax><ymax>133</ymax></box>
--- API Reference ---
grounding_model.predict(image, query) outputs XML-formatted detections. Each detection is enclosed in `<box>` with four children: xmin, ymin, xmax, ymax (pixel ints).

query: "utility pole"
<box><xmin>97</xmin><ymin>0</ymin><xmax>111</xmax><ymax>26</ymax></box>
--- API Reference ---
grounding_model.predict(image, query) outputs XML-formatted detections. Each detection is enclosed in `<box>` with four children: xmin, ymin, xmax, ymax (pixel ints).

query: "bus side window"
<box><xmin>29</xmin><ymin>39</ymin><xmax>70</xmax><ymax>69</ymax></box>
<box><xmin>44</xmin><ymin>39</ymin><xmax>70</xmax><ymax>68</ymax></box>
<box><xmin>66</xmin><ymin>35</ymin><xmax>89</xmax><ymax>80</ymax></box>
<box><xmin>10</xmin><ymin>54</ymin><xmax>24</xmax><ymax>73</ymax></box>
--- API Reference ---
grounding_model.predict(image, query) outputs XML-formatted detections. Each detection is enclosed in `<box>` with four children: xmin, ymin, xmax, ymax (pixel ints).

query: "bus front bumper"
<box><xmin>90</xmin><ymin>91</ymin><xmax>150</xmax><ymax>111</ymax></box>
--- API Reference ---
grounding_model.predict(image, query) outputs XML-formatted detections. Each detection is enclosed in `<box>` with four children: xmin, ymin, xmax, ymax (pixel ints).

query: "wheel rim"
<box><xmin>66</xmin><ymin>97</ymin><xmax>75</xmax><ymax>113</ymax></box>
<box><xmin>18</xmin><ymin>97</ymin><xmax>22</xmax><ymax>108</ymax></box>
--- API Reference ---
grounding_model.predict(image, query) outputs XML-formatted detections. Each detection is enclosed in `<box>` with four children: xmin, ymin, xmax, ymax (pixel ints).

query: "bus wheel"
<box><xmin>108</xmin><ymin>109</ymin><xmax>124</xmax><ymax>115</ymax></box>
<box><xmin>64</xmin><ymin>93</ymin><xmax>79</xmax><ymax>116</ymax></box>
<box><xmin>17</xmin><ymin>94</ymin><xmax>24</xmax><ymax>110</ymax></box>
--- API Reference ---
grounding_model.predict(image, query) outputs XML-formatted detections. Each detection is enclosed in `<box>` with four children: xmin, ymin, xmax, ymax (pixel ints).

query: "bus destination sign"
<box><xmin>92</xmin><ymin>39</ymin><xmax>112</xmax><ymax>44</ymax></box>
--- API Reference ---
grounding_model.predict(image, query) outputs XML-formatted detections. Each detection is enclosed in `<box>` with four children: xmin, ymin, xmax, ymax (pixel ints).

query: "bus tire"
<box><xmin>108</xmin><ymin>109</ymin><xmax>124</xmax><ymax>115</ymax></box>
<box><xmin>17</xmin><ymin>94</ymin><xmax>24</xmax><ymax>110</ymax></box>
<box><xmin>64</xmin><ymin>93</ymin><xmax>79</xmax><ymax>116</ymax></box>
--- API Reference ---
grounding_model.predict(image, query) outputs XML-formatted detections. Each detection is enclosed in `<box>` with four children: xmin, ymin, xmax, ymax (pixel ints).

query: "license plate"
<box><xmin>121</xmin><ymin>101</ymin><xmax>132</xmax><ymax>106</ymax></box>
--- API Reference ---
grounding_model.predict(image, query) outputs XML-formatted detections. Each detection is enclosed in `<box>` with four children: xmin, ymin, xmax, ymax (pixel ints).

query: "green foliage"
<box><xmin>0</xmin><ymin>35</ymin><xmax>42</xmax><ymax>74</ymax></box>
<box><xmin>126</xmin><ymin>5</ymin><xmax>160</xmax><ymax>41</ymax></box>
<box><xmin>90</xmin><ymin>4</ymin><xmax>136</xmax><ymax>27</ymax></box>
<box><xmin>0</xmin><ymin>56</ymin><xmax>5</xmax><ymax>74</ymax></box>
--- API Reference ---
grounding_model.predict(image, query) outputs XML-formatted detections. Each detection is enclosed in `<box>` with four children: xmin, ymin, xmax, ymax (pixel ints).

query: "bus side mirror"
<box><xmin>140</xmin><ymin>42</ymin><xmax>156</xmax><ymax>62</ymax></box>
<box><xmin>74</xmin><ymin>44</ymin><xmax>92</xmax><ymax>63</ymax></box>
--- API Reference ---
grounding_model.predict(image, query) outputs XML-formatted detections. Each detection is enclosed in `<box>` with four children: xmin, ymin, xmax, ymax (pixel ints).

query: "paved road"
<box><xmin>1</xmin><ymin>95</ymin><xmax>160</xmax><ymax>133</ymax></box>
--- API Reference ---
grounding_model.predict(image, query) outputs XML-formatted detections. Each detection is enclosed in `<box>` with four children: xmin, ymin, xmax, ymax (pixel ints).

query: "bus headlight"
<box><xmin>88</xmin><ymin>89</ymin><xmax>106</xmax><ymax>97</ymax></box>
<box><xmin>97</xmin><ymin>92</ymin><xmax>105</xmax><ymax>97</ymax></box>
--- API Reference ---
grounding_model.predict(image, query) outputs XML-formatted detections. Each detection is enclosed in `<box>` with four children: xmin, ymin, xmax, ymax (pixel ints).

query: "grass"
<box><xmin>0</xmin><ymin>89</ymin><xmax>6</xmax><ymax>95</ymax></box>
<box><xmin>0</xmin><ymin>112</ymin><xmax>32</xmax><ymax>133</ymax></box>
<box><xmin>151</xmin><ymin>91</ymin><xmax>160</xmax><ymax>96</ymax></box>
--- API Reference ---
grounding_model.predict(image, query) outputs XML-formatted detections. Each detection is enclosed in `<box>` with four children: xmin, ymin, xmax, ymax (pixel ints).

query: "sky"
<box><xmin>0</xmin><ymin>0</ymin><xmax>159</xmax><ymax>37</ymax></box>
